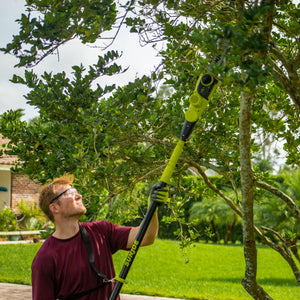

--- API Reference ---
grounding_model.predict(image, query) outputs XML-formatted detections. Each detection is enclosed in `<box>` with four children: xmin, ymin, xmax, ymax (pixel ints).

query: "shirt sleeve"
<box><xmin>90</xmin><ymin>220</ymin><xmax>132</xmax><ymax>254</ymax></box>
<box><xmin>109</xmin><ymin>222</ymin><xmax>132</xmax><ymax>253</ymax></box>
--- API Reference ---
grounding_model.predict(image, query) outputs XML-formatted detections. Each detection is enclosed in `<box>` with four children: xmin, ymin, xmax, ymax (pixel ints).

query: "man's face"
<box><xmin>52</xmin><ymin>184</ymin><xmax>87</xmax><ymax>219</ymax></box>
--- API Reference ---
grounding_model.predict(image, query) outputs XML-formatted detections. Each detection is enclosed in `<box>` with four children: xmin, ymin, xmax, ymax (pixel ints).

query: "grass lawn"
<box><xmin>0</xmin><ymin>240</ymin><xmax>299</xmax><ymax>299</ymax></box>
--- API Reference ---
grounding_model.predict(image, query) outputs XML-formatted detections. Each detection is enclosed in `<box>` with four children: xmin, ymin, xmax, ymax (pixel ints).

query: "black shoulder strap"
<box><xmin>78</xmin><ymin>223</ymin><xmax>110</xmax><ymax>283</ymax></box>
<box><xmin>58</xmin><ymin>225</ymin><xmax>112</xmax><ymax>300</ymax></box>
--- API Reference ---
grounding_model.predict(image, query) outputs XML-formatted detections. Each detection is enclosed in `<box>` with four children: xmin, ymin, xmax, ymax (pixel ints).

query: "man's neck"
<box><xmin>52</xmin><ymin>219</ymin><xmax>80</xmax><ymax>240</ymax></box>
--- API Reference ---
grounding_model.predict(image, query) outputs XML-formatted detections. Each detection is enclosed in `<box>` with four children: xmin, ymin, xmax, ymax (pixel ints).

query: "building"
<box><xmin>0</xmin><ymin>134</ymin><xmax>40</xmax><ymax>211</ymax></box>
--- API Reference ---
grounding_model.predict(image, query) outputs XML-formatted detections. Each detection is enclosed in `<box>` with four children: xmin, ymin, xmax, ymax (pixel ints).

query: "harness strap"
<box><xmin>78</xmin><ymin>224</ymin><xmax>111</xmax><ymax>282</ymax></box>
<box><xmin>59</xmin><ymin>224</ymin><xmax>126</xmax><ymax>300</ymax></box>
<box><xmin>114</xmin><ymin>275</ymin><xmax>127</xmax><ymax>284</ymax></box>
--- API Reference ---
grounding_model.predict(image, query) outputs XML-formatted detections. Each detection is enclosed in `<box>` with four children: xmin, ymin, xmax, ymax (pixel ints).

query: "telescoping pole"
<box><xmin>109</xmin><ymin>73</ymin><xmax>219</xmax><ymax>300</ymax></box>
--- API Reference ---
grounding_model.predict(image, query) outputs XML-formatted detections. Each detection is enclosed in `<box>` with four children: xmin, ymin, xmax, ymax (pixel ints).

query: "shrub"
<box><xmin>17</xmin><ymin>200</ymin><xmax>50</xmax><ymax>230</ymax></box>
<box><xmin>0</xmin><ymin>207</ymin><xmax>19</xmax><ymax>231</ymax></box>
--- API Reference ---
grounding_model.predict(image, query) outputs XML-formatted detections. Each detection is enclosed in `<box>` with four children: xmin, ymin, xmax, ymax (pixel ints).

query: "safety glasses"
<box><xmin>50</xmin><ymin>187</ymin><xmax>78</xmax><ymax>204</ymax></box>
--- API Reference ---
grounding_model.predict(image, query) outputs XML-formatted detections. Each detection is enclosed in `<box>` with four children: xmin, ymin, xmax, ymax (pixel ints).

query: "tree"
<box><xmin>189</xmin><ymin>191</ymin><xmax>241</xmax><ymax>244</ymax></box>
<box><xmin>1</xmin><ymin>0</ymin><xmax>300</xmax><ymax>299</ymax></box>
<box><xmin>255</xmin><ymin>170</ymin><xmax>300</xmax><ymax>263</ymax></box>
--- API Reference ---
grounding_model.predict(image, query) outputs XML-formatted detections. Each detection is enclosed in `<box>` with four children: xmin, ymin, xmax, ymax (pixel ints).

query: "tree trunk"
<box><xmin>224</xmin><ymin>217</ymin><xmax>237</xmax><ymax>245</ymax></box>
<box><xmin>210</xmin><ymin>220</ymin><xmax>221</xmax><ymax>243</ymax></box>
<box><xmin>288</xmin><ymin>237</ymin><xmax>300</xmax><ymax>264</ymax></box>
<box><xmin>239</xmin><ymin>90</ymin><xmax>272</xmax><ymax>299</ymax></box>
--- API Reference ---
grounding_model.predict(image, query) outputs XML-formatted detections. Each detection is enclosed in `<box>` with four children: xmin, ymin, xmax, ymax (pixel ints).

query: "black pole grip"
<box><xmin>180</xmin><ymin>120</ymin><xmax>197</xmax><ymax>142</ymax></box>
<box><xmin>109</xmin><ymin>197</ymin><xmax>160</xmax><ymax>300</ymax></box>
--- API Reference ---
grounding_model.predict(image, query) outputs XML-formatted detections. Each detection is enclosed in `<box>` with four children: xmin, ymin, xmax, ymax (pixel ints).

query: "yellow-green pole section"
<box><xmin>160</xmin><ymin>139</ymin><xmax>185</xmax><ymax>184</ymax></box>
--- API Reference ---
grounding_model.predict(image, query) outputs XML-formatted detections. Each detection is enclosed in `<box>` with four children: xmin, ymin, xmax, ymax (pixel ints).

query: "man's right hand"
<box><xmin>150</xmin><ymin>183</ymin><xmax>169</xmax><ymax>206</ymax></box>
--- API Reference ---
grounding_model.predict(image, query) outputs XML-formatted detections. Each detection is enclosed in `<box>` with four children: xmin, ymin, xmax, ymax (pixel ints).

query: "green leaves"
<box><xmin>1</xmin><ymin>0</ymin><xmax>117</xmax><ymax>66</ymax></box>
<box><xmin>0</xmin><ymin>51</ymin><xmax>123</xmax><ymax>184</ymax></box>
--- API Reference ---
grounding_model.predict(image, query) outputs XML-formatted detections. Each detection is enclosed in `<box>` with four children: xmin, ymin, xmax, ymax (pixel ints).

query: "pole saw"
<box><xmin>109</xmin><ymin>65</ymin><xmax>221</xmax><ymax>300</ymax></box>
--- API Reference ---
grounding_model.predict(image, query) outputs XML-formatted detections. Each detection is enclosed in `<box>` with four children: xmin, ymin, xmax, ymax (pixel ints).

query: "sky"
<box><xmin>0</xmin><ymin>0</ymin><xmax>162</xmax><ymax>121</ymax></box>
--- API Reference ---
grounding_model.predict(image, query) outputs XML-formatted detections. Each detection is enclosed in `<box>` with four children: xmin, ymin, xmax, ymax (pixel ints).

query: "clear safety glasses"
<box><xmin>50</xmin><ymin>187</ymin><xmax>78</xmax><ymax>204</ymax></box>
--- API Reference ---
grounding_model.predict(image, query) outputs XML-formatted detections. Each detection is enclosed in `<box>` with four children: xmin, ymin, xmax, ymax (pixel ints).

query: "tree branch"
<box><xmin>253</xmin><ymin>179</ymin><xmax>300</xmax><ymax>222</ymax></box>
<box><xmin>182</xmin><ymin>158</ymin><xmax>242</xmax><ymax>217</ymax></box>
<box><xmin>261</xmin><ymin>226</ymin><xmax>286</xmax><ymax>244</ymax></box>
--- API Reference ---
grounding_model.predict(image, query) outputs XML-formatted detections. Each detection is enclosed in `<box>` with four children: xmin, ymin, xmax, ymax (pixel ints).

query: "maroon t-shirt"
<box><xmin>31</xmin><ymin>221</ymin><xmax>131</xmax><ymax>300</ymax></box>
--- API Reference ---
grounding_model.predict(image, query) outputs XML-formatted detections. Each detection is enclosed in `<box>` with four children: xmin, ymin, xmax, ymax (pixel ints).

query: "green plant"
<box><xmin>40</xmin><ymin>226</ymin><xmax>55</xmax><ymax>239</ymax></box>
<box><xmin>190</xmin><ymin>190</ymin><xmax>242</xmax><ymax>244</ymax></box>
<box><xmin>0</xmin><ymin>207</ymin><xmax>19</xmax><ymax>231</ymax></box>
<box><xmin>17</xmin><ymin>200</ymin><xmax>49</xmax><ymax>230</ymax></box>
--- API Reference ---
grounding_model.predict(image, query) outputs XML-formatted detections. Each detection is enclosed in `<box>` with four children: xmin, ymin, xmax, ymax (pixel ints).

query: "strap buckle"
<box><xmin>111</xmin><ymin>276</ymin><xmax>127</xmax><ymax>284</ymax></box>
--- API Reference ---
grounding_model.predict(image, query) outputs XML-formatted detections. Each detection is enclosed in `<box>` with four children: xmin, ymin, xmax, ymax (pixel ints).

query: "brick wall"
<box><xmin>11</xmin><ymin>173</ymin><xmax>41</xmax><ymax>211</ymax></box>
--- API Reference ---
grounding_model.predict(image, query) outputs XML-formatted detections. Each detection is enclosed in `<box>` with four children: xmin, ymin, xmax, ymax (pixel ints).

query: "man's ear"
<box><xmin>49</xmin><ymin>203</ymin><xmax>60</xmax><ymax>215</ymax></box>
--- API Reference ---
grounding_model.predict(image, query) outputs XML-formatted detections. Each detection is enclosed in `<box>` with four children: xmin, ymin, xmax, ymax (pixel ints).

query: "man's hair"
<box><xmin>39</xmin><ymin>174</ymin><xmax>74</xmax><ymax>222</ymax></box>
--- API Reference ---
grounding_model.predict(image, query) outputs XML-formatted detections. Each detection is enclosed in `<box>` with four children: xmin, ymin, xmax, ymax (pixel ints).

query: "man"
<box><xmin>31</xmin><ymin>174</ymin><xmax>168</xmax><ymax>300</ymax></box>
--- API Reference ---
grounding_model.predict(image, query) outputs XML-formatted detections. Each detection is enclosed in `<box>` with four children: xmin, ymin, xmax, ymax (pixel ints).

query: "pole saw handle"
<box><xmin>109</xmin><ymin>199</ymin><xmax>159</xmax><ymax>300</ymax></box>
